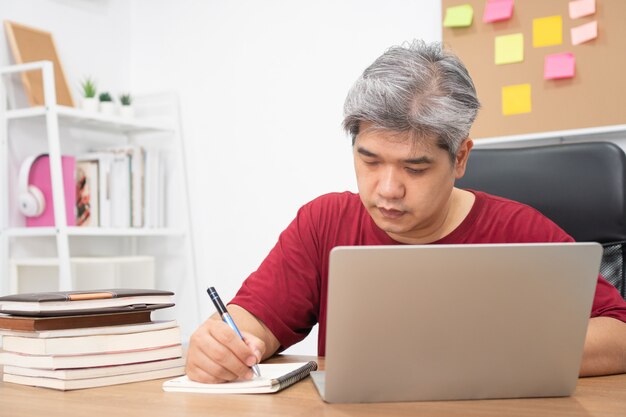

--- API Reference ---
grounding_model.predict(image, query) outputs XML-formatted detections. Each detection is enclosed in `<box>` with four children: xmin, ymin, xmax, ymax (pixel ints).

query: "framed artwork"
<box><xmin>4</xmin><ymin>20</ymin><xmax>74</xmax><ymax>107</ymax></box>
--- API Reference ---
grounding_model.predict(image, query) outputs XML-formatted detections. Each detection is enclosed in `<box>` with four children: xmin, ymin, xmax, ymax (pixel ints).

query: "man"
<box><xmin>186</xmin><ymin>40</ymin><xmax>626</xmax><ymax>383</ymax></box>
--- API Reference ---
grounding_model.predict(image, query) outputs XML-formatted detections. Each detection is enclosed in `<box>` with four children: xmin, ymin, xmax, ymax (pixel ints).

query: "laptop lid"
<box><xmin>314</xmin><ymin>243</ymin><xmax>602</xmax><ymax>403</ymax></box>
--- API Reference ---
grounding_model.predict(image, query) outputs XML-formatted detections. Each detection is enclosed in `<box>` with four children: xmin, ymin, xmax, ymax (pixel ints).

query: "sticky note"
<box><xmin>569</xmin><ymin>0</ymin><xmax>595</xmax><ymax>19</ymax></box>
<box><xmin>571</xmin><ymin>21</ymin><xmax>597</xmax><ymax>45</ymax></box>
<box><xmin>502</xmin><ymin>84</ymin><xmax>531</xmax><ymax>116</ymax></box>
<box><xmin>443</xmin><ymin>4</ymin><xmax>474</xmax><ymax>28</ymax></box>
<box><xmin>533</xmin><ymin>15</ymin><xmax>563</xmax><ymax>47</ymax></box>
<box><xmin>544</xmin><ymin>53</ymin><xmax>575</xmax><ymax>80</ymax></box>
<box><xmin>495</xmin><ymin>33</ymin><xmax>524</xmax><ymax>65</ymax></box>
<box><xmin>483</xmin><ymin>0</ymin><xmax>514</xmax><ymax>23</ymax></box>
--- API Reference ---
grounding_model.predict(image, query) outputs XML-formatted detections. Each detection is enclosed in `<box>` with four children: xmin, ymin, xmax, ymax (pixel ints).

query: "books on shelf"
<box><xmin>163</xmin><ymin>362</ymin><xmax>319</xmax><ymax>394</ymax></box>
<box><xmin>0</xmin><ymin>289</ymin><xmax>184</xmax><ymax>390</ymax></box>
<box><xmin>75</xmin><ymin>146</ymin><xmax>164</xmax><ymax>229</ymax></box>
<box><xmin>0</xmin><ymin>288</ymin><xmax>174</xmax><ymax>316</ymax></box>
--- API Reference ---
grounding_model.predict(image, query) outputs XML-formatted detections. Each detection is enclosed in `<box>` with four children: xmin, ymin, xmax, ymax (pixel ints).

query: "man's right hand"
<box><xmin>185</xmin><ymin>316</ymin><xmax>266</xmax><ymax>383</ymax></box>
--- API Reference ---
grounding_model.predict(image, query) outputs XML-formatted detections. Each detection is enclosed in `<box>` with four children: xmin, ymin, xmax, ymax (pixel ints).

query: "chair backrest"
<box><xmin>456</xmin><ymin>141</ymin><xmax>626</xmax><ymax>299</ymax></box>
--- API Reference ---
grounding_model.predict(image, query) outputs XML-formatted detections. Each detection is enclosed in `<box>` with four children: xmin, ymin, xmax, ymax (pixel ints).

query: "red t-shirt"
<box><xmin>231</xmin><ymin>191</ymin><xmax>626</xmax><ymax>355</ymax></box>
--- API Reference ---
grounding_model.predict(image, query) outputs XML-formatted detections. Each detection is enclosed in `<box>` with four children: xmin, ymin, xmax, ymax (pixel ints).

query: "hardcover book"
<box><xmin>4</xmin><ymin>364</ymin><xmax>185</xmax><ymax>390</ymax></box>
<box><xmin>0</xmin><ymin>310</ymin><xmax>152</xmax><ymax>331</ymax></box>
<box><xmin>0</xmin><ymin>344</ymin><xmax>183</xmax><ymax>369</ymax></box>
<box><xmin>2</xmin><ymin>324</ymin><xmax>181</xmax><ymax>355</ymax></box>
<box><xmin>0</xmin><ymin>289</ymin><xmax>174</xmax><ymax>316</ymax></box>
<box><xmin>3</xmin><ymin>356</ymin><xmax>185</xmax><ymax>380</ymax></box>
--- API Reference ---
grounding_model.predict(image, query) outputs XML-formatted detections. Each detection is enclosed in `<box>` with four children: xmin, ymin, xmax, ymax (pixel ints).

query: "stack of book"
<box><xmin>0</xmin><ymin>289</ymin><xmax>185</xmax><ymax>390</ymax></box>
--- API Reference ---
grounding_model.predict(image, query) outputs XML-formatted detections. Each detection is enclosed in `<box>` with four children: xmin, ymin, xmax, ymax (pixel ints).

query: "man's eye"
<box><xmin>363</xmin><ymin>160</ymin><xmax>379</xmax><ymax>166</ymax></box>
<box><xmin>406</xmin><ymin>167</ymin><xmax>426</xmax><ymax>175</ymax></box>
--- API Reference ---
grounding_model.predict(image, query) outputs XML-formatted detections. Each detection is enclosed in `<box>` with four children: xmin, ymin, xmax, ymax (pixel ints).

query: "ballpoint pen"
<box><xmin>207</xmin><ymin>287</ymin><xmax>261</xmax><ymax>377</ymax></box>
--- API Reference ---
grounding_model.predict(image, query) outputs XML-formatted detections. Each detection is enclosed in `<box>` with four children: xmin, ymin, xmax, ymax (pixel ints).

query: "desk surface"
<box><xmin>2</xmin><ymin>355</ymin><xmax>626</xmax><ymax>417</ymax></box>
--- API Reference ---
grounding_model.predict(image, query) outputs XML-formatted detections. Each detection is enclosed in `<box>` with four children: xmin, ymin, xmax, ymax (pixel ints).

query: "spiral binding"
<box><xmin>275</xmin><ymin>361</ymin><xmax>318</xmax><ymax>390</ymax></box>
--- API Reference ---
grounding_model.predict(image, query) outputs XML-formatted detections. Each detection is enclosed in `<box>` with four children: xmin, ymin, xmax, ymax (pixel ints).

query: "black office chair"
<box><xmin>456</xmin><ymin>141</ymin><xmax>626</xmax><ymax>299</ymax></box>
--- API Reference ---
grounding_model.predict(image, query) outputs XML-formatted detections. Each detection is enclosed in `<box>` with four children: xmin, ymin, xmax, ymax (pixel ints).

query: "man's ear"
<box><xmin>454</xmin><ymin>138</ymin><xmax>473</xmax><ymax>179</ymax></box>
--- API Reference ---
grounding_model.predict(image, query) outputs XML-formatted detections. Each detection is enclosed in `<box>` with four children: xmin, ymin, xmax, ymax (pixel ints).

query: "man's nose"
<box><xmin>377</xmin><ymin>167</ymin><xmax>405</xmax><ymax>200</ymax></box>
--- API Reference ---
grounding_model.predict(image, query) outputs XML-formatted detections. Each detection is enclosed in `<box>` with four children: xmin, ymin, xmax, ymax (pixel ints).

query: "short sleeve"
<box><xmin>591</xmin><ymin>275</ymin><xmax>626</xmax><ymax>322</ymax></box>
<box><xmin>229</xmin><ymin>203</ymin><xmax>321</xmax><ymax>351</ymax></box>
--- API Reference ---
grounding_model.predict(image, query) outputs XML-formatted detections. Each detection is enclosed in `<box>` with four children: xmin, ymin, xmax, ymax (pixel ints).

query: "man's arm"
<box><xmin>185</xmin><ymin>304</ymin><xmax>281</xmax><ymax>383</ymax></box>
<box><xmin>580</xmin><ymin>316</ymin><xmax>626</xmax><ymax>376</ymax></box>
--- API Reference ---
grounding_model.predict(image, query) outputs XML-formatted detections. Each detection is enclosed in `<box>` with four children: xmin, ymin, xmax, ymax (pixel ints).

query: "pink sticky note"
<box><xmin>571</xmin><ymin>21</ymin><xmax>597</xmax><ymax>45</ymax></box>
<box><xmin>544</xmin><ymin>53</ymin><xmax>575</xmax><ymax>80</ymax></box>
<box><xmin>569</xmin><ymin>0</ymin><xmax>595</xmax><ymax>19</ymax></box>
<box><xmin>483</xmin><ymin>0</ymin><xmax>514</xmax><ymax>23</ymax></box>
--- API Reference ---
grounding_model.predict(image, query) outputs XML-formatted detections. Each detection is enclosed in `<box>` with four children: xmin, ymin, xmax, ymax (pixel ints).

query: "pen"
<box><xmin>207</xmin><ymin>287</ymin><xmax>261</xmax><ymax>377</ymax></box>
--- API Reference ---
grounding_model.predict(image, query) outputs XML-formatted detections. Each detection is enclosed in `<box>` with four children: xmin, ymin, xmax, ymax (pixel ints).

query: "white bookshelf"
<box><xmin>10</xmin><ymin>256</ymin><xmax>156</xmax><ymax>294</ymax></box>
<box><xmin>0</xmin><ymin>61</ymin><xmax>199</xmax><ymax>320</ymax></box>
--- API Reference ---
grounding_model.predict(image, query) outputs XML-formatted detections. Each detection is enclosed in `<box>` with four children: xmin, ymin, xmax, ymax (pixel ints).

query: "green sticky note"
<box><xmin>444</xmin><ymin>5</ymin><xmax>474</xmax><ymax>28</ymax></box>
<box><xmin>533</xmin><ymin>15</ymin><xmax>563</xmax><ymax>47</ymax></box>
<box><xmin>495</xmin><ymin>33</ymin><xmax>524</xmax><ymax>65</ymax></box>
<box><xmin>502</xmin><ymin>84</ymin><xmax>531</xmax><ymax>116</ymax></box>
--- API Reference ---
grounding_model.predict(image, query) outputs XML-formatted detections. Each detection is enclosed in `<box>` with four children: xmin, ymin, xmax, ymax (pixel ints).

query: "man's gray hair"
<box><xmin>343</xmin><ymin>40</ymin><xmax>481</xmax><ymax>161</ymax></box>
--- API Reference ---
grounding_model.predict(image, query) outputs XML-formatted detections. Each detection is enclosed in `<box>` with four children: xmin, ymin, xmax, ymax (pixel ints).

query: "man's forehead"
<box><xmin>356</xmin><ymin>123</ymin><xmax>439</xmax><ymax>156</ymax></box>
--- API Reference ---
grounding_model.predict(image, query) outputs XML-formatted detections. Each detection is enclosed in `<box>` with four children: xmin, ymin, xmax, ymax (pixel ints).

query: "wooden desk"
<box><xmin>2</xmin><ymin>355</ymin><xmax>626</xmax><ymax>417</ymax></box>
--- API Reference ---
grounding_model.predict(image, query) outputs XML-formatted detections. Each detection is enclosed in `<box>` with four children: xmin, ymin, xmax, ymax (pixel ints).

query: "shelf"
<box><xmin>3</xmin><ymin>227</ymin><xmax>185</xmax><ymax>238</ymax></box>
<box><xmin>10</xmin><ymin>256</ymin><xmax>155</xmax><ymax>267</ymax></box>
<box><xmin>474</xmin><ymin>124</ymin><xmax>626</xmax><ymax>147</ymax></box>
<box><xmin>6</xmin><ymin>105</ymin><xmax>174</xmax><ymax>134</ymax></box>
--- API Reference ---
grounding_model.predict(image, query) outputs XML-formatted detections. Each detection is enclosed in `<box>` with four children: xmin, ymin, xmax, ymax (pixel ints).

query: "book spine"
<box><xmin>275</xmin><ymin>361</ymin><xmax>318</xmax><ymax>390</ymax></box>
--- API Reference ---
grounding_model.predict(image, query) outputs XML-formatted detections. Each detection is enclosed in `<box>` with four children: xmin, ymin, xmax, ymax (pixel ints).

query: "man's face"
<box><xmin>354</xmin><ymin>122</ymin><xmax>472</xmax><ymax>244</ymax></box>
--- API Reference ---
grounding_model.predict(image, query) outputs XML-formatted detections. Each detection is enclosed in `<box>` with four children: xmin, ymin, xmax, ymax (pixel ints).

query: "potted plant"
<box><xmin>118</xmin><ymin>93</ymin><xmax>134</xmax><ymax>118</ymax></box>
<box><xmin>80</xmin><ymin>77</ymin><xmax>98</xmax><ymax>112</ymax></box>
<box><xmin>99</xmin><ymin>92</ymin><xmax>115</xmax><ymax>116</ymax></box>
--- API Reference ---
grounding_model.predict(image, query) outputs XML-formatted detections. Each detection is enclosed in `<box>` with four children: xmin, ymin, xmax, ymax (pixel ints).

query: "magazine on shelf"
<box><xmin>75</xmin><ymin>159</ymin><xmax>99</xmax><ymax>227</ymax></box>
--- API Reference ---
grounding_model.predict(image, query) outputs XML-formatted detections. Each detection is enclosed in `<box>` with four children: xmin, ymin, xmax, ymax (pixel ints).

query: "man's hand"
<box><xmin>185</xmin><ymin>305</ymin><xmax>280</xmax><ymax>383</ymax></box>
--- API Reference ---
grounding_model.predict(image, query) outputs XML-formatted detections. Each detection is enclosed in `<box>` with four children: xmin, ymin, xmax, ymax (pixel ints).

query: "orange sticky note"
<box><xmin>483</xmin><ymin>0</ymin><xmax>514</xmax><ymax>23</ymax></box>
<box><xmin>533</xmin><ymin>15</ymin><xmax>563</xmax><ymax>47</ymax></box>
<box><xmin>571</xmin><ymin>21</ymin><xmax>597</xmax><ymax>45</ymax></box>
<box><xmin>569</xmin><ymin>0</ymin><xmax>595</xmax><ymax>19</ymax></box>
<box><xmin>502</xmin><ymin>84</ymin><xmax>531</xmax><ymax>116</ymax></box>
<box><xmin>544</xmin><ymin>53</ymin><xmax>575</xmax><ymax>80</ymax></box>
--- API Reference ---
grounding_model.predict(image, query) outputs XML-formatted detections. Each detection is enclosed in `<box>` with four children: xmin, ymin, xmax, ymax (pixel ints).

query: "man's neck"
<box><xmin>386</xmin><ymin>188</ymin><xmax>476</xmax><ymax>244</ymax></box>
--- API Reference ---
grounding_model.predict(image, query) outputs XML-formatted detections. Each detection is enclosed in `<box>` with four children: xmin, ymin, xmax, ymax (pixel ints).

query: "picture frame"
<box><xmin>4</xmin><ymin>20</ymin><xmax>74</xmax><ymax>107</ymax></box>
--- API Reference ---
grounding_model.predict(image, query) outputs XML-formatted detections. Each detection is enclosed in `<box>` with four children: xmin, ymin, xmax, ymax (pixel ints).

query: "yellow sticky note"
<box><xmin>443</xmin><ymin>5</ymin><xmax>474</xmax><ymax>28</ymax></box>
<box><xmin>495</xmin><ymin>33</ymin><xmax>524</xmax><ymax>65</ymax></box>
<box><xmin>502</xmin><ymin>84</ymin><xmax>531</xmax><ymax>116</ymax></box>
<box><xmin>533</xmin><ymin>15</ymin><xmax>563</xmax><ymax>47</ymax></box>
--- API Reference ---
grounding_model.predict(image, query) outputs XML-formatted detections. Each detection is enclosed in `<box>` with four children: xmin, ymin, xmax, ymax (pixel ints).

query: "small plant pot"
<box><xmin>99</xmin><ymin>101</ymin><xmax>116</xmax><ymax>116</ymax></box>
<box><xmin>119</xmin><ymin>105</ymin><xmax>134</xmax><ymax>118</ymax></box>
<box><xmin>81</xmin><ymin>97</ymin><xmax>99</xmax><ymax>112</ymax></box>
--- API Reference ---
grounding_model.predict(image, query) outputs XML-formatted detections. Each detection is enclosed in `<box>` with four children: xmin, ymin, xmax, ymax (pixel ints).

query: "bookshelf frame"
<box><xmin>0</xmin><ymin>62</ymin><xmax>199</xmax><ymax>323</ymax></box>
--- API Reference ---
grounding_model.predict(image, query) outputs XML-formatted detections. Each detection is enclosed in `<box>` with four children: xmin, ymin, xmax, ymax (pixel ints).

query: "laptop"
<box><xmin>311</xmin><ymin>243</ymin><xmax>602</xmax><ymax>403</ymax></box>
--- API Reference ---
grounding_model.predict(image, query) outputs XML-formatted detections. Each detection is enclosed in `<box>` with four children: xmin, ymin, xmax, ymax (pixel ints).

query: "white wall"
<box><xmin>129</xmin><ymin>0</ymin><xmax>442</xmax><ymax>354</ymax></box>
<box><xmin>0</xmin><ymin>0</ymin><xmax>131</xmax><ymax>101</ymax></box>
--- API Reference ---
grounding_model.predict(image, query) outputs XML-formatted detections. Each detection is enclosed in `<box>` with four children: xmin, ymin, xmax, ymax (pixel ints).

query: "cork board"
<box><xmin>4</xmin><ymin>20</ymin><xmax>74</xmax><ymax>107</ymax></box>
<box><xmin>442</xmin><ymin>0</ymin><xmax>625</xmax><ymax>139</ymax></box>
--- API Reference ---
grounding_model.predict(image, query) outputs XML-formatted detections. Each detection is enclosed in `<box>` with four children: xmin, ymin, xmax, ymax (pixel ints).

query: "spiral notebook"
<box><xmin>162</xmin><ymin>361</ymin><xmax>318</xmax><ymax>394</ymax></box>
